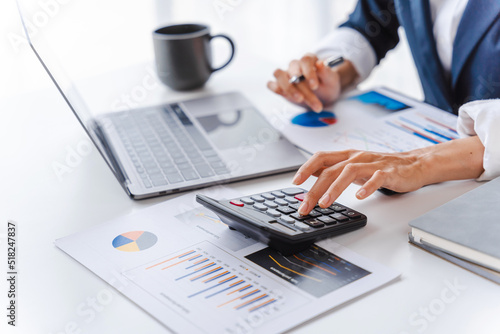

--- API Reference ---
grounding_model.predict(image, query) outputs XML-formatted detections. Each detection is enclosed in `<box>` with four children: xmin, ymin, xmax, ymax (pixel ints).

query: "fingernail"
<box><xmin>309</xmin><ymin>79</ymin><xmax>318</xmax><ymax>90</ymax></box>
<box><xmin>292</xmin><ymin>172</ymin><xmax>301</xmax><ymax>185</ymax></box>
<box><xmin>319</xmin><ymin>194</ymin><xmax>330</xmax><ymax>207</ymax></box>
<box><xmin>313</xmin><ymin>104</ymin><xmax>322</xmax><ymax>112</ymax></box>
<box><xmin>298</xmin><ymin>202</ymin><xmax>309</xmax><ymax>215</ymax></box>
<box><xmin>356</xmin><ymin>188</ymin><xmax>366</xmax><ymax>199</ymax></box>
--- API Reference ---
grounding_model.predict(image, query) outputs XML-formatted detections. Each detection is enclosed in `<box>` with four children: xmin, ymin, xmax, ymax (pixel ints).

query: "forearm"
<box><xmin>415</xmin><ymin>136</ymin><xmax>485</xmax><ymax>185</ymax></box>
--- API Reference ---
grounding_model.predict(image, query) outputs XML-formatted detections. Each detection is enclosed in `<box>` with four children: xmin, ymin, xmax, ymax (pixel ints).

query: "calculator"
<box><xmin>196</xmin><ymin>187</ymin><xmax>367</xmax><ymax>255</ymax></box>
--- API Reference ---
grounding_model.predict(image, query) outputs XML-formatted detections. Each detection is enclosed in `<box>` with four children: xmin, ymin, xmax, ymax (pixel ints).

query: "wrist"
<box><xmin>409</xmin><ymin>137</ymin><xmax>485</xmax><ymax>186</ymax></box>
<box><xmin>336</xmin><ymin>60</ymin><xmax>359</xmax><ymax>90</ymax></box>
<box><xmin>414</xmin><ymin>149</ymin><xmax>440</xmax><ymax>186</ymax></box>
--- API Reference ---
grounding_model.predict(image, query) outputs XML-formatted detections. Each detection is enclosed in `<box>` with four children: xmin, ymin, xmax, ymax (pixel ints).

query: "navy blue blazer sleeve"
<box><xmin>340</xmin><ymin>0</ymin><xmax>400</xmax><ymax>63</ymax></box>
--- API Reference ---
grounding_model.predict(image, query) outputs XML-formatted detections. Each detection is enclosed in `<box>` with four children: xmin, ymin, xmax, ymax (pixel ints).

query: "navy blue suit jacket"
<box><xmin>341</xmin><ymin>0</ymin><xmax>500</xmax><ymax>113</ymax></box>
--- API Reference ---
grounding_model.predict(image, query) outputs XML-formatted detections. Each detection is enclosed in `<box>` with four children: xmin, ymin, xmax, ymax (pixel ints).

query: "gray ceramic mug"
<box><xmin>152</xmin><ymin>24</ymin><xmax>235</xmax><ymax>91</ymax></box>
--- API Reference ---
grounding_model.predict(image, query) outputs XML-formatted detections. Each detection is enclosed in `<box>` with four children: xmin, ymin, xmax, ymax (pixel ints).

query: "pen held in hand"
<box><xmin>289</xmin><ymin>56</ymin><xmax>344</xmax><ymax>84</ymax></box>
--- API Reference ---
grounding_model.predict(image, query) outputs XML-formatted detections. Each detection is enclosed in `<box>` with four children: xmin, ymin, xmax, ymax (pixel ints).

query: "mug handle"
<box><xmin>210</xmin><ymin>34</ymin><xmax>236</xmax><ymax>72</ymax></box>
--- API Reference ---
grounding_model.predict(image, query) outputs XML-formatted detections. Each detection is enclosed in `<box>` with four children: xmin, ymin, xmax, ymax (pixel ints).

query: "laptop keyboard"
<box><xmin>110</xmin><ymin>104</ymin><xmax>230</xmax><ymax>188</ymax></box>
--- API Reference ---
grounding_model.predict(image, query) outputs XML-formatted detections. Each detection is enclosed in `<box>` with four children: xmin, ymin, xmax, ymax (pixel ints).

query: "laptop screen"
<box><xmin>16</xmin><ymin>0</ymin><xmax>158</xmax><ymax>180</ymax></box>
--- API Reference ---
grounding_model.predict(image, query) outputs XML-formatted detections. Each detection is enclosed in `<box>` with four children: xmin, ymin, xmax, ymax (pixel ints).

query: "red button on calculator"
<box><xmin>294</xmin><ymin>193</ymin><xmax>305</xmax><ymax>201</ymax></box>
<box><xmin>230</xmin><ymin>200</ymin><xmax>244</xmax><ymax>207</ymax></box>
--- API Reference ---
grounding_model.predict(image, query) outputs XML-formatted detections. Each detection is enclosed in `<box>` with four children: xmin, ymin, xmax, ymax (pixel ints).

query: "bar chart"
<box><xmin>123</xmin><ymin>241</ymin><xmax>308</xmax><ymax>333</ymax></box>
<box><xmin>330</xmin><ymin>107</ymin><xmax>458</xmax><ymax>153</ymax></box>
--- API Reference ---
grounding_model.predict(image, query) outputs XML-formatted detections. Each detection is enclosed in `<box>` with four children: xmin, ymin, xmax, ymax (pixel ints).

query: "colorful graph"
<box><xmin>122</xmin><ymin>241</ymin><xmax>309</xmax><ymax>333</ymax></box>
<box><xmin>385</xmin><ymin>113</ymin><xmax>459</xmax><ymax>145</ymax></box>
<box><xmin>245</xmin><ymin>245</ymin><xmax>371</xmax><ymax>298</ymax></box>
<box><xmin>330</xmin><ymin>106</ymin><xmax>458</xmax><ymax>153</ymax></box>
<box><xmin>143</xmin><ymin>244</ymin><xmax>279</xmax><ymax>312</ymax></box>
<box><xmin>112</xmin><ymin>231</ymin><xmax>158</xmax><ymax>252</ymax></box>
<box><xmin>350</xmin><ymin>91</ymin><xmax>410</xmax><ymax>111</ymax></box>
<box><xmin>291</xmin><ymin>111</ymin><xmax>337</xmax><ymax>127</ymax></box>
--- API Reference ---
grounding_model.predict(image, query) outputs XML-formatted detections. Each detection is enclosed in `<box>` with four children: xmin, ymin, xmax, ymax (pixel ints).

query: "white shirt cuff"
<box><xmin>457</xmin><ymin>99</ymin><xmax>500</xmax><ymax>181</ymax></box>
<box><xmin>314</xmin><ymin>27</ymin><xmax>377</xmax><ymax>83</ymax></box>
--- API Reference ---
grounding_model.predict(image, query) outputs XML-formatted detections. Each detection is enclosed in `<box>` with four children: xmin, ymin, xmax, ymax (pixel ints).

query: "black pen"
<box><xmin>289</xmin><ymin>56</ymin><xmax>344</xmax><ymax>84</ymax></box>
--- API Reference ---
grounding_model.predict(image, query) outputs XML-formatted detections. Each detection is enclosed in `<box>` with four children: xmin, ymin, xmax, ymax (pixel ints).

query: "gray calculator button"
<box><xmin>253</xmin><ymin>203</ymin><xmax>267</xmax><ymax>211</ymax></box>
<box><xmin>240</xmin><ymin>197</ymin><xmax>255</xmax><ymax>205</ymax></box>
<box><xmin>264</xmin><ymin>201</ymin><xmax>278</xmax><ymax>209</ymax></box>
<box><xmin>274</xmin><ymin>199</ymin><xmax>288</xmax><ymax>206</ymax></box>
<box><xmin>267</xmin><ymin>209</ymin><xmax>281</xmax><ymax>217</ymax></box>
<box><xmin>251</xmin><ymin>195</ymin><xmax>265</xmax><ymax>203</ymax></box>
<box><xmin>261</xmin><ymin>193</ymin><xmax>275</xmax><ymax>200</ymax></box>
<box><xmin>285</xmin><ymin>197</ymin><xmax>299</xmax><ymax>204</ymax></box>
<box><xmin>279</xmin><ymin>216</ymin><xmax>295</xmax><ymax>224</ymax></box>
<box><xmin>281</xmin><ymin>188</ymin><xmax>305</xmax><ymax>196</ymax></box>
<box><xmin>294</xmin><ymin>222</ymin><xmax>311</xmax><ymax>231</ymax></box>
<box><xmin>271</xmin><ymin>191</ymin><xmax>285</xmax><ymax>198</ymax></box>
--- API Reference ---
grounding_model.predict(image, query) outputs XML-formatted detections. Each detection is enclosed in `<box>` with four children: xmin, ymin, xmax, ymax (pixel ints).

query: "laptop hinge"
<box><xmin>93</xmin><ymin>121</ymin><xmax>131</xmax><ymax>191</ymax></box>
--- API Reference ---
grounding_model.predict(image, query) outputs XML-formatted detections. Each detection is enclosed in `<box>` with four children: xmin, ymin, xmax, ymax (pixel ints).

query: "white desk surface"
<box><xmin>2</xmin><ymin>53</ymin><xmax>500</xmax><ymax>334</ymax></box>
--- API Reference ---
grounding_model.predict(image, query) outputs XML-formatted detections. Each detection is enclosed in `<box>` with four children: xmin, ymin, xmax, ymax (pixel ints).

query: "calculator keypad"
<box><xmin>197</xmin><ymin>186</ymin><xmax>367</xmax><ymax>256</ymax></box>
<box><xmin>229</xmin><ymin>187</ymin><xmax>364</xmax><ymax>235</ymax></box>
<box><xmin>231</xmin><ymin>188</ymin><xmax>362</xmax><ymax>232</ymax></box>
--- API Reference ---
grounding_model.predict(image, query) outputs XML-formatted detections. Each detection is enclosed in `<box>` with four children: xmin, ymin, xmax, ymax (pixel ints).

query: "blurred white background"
<box><xmin>0</xmin><ymin>0</ymin><xmax>422</xmax><ymax>102</ymax></box>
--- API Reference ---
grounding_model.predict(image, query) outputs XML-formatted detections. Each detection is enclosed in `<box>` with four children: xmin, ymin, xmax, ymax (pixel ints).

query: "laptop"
<box><xmin>17</xmin><ymin>3</ymin><xmax>306</xmax><ymax>199</ymax></box>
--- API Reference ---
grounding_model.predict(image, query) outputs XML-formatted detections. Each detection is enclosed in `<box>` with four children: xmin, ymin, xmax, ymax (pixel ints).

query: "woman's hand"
<box><xmin>292</xmin><ymin>150</ymin><xmax>426</xmax><ymax>215</ymax></box>
<box><xmin>291</xmin><ymin>136</ymin><xmax>486</xmax><ymax>216</ymax></box>
<box><xmin>267</xmin><ymin>53</ymin><xmax>357</xmax><ymax>112</ymax></box>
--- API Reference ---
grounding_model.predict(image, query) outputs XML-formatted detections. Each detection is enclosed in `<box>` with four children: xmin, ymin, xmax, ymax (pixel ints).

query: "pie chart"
<box><xmin>112</xmin><ymin>231</ymin><xmax>158</xmax><ymax>252</ymax></box>
<box><xmin>291</xmin><ymin>111</ymin><xmax>337</xmax><ymax>127</ymax></box>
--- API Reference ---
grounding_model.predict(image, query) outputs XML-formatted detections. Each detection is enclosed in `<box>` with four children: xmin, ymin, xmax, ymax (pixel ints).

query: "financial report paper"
<box><xmin>275</xmin><ymin>87</ymin><xmax>458</xmax><ymax>155</ymax></box>
<box><xmin>56</xmin><ymin>187</ymin><xmax>399</xmax><ymax>333</ymax></box>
